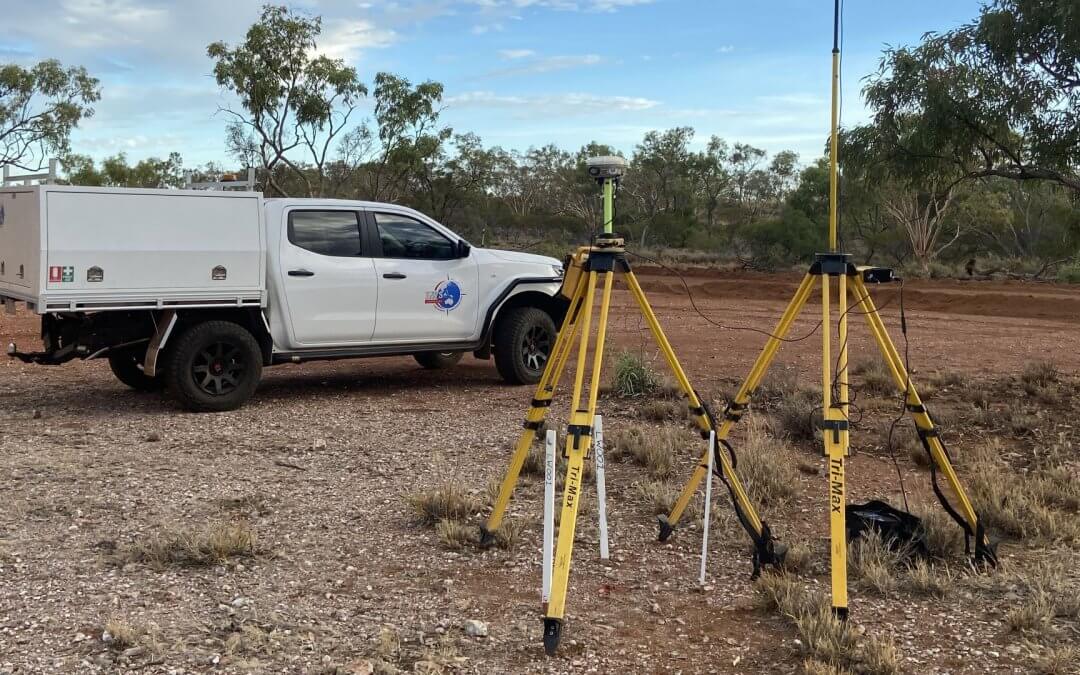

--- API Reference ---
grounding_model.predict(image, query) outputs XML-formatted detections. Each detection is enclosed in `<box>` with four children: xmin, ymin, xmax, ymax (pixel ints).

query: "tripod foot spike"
<box><xmin>477</xmin><ymin>526</ymin><xmax>496</xmax><ymax>548</ymax></box>
<box><xmin>832</xmin><ymin>606</ymin><xmax>849</xmax><ymax>621</ymax></box>
<box><xmin>973</xmin><ymin>526</ymin><xmax>998</xmax><ymax>569</ymax></box>
<box><xmin>657</xmin><ymin>515</ymin><xmax>675</xmax><ymax>542</ymax></box>
<box><xmin>749</xmin><ymin>521</ymin><xmax>787</xmax><ymax>578</ymax></box>
<box><xmin>542</xmin><ymin>618</ymin><xmax>562</xmax><ymax>656</ymax></box>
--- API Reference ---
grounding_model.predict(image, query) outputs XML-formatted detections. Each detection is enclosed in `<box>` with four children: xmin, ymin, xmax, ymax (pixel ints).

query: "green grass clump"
<box><xmin>611</xmin><ymin>351</ymin><xmax>659</xmax><ymax>398</ymax></box>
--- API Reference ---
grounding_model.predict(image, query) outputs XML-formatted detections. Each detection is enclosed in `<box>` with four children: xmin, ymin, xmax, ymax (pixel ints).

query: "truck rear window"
<box><xmin>288</xmin><ymin>211</ymin><xmax>363</xmax><ymax>257</ymax></box>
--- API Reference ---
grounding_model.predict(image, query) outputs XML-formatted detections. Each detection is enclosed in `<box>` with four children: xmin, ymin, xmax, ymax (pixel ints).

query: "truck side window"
<box><xmin>288</xmin><ymin>211</ymin><xmax>363</xmax><ymax>257</ymax></box>
<box><xmin>374</xmin><ymin>213</ymin><xmax>455</xmax><ymax>260</ymax></box>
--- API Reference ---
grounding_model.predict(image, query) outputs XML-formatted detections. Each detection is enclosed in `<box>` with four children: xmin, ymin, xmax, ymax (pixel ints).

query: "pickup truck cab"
<box><xmin>0</xmin><ymin>186</ymin><xmax>565</xmax><ymax>411</ymax></box>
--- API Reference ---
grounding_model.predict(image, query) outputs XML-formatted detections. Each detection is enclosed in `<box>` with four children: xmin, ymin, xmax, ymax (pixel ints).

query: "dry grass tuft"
<box><xmin>640</xmin><ymin>399</ymin><xmax>683</xmax><ymax>422</ymax></box>
<box><xmin>655</xmin><ymin>375</ymin><xmax>685</xmax><ymax>400</ymax></box>
<box><xmin>435</xmin><ymin>519</ymin><xmax>475</xmax><ymax>550</ymax></box>
<box><xmin>490</xmin><ymin>518</ymin><xmax>524</xmax><ymax>551</ymax></box>
<box><xmin>782</xmin><ymin>541</ymin><xmax>813</xmax><ymax>575</ymax></box>
<box><xmin>636</xmin><ymin>480</ymin><xmax>679</xmax><ymax>516</ymax></box>
<box><xmin>737</xmin><ymin>417</ymin><xmax>799</xmax><ymax>506</ymax></box>
<box><xmin>965</xmin><ymin>440</ymin><xmax>1080</xmax><ymax>545</ymax></box>
<box><xmin>849</xmin><ymin>530</ymin><xmax>901</xmax><ymax>597</ymax></box>
<box><xmin>520</xmin><ymin>442</ymin><xmax>546</xmax><ymax>477</ymax></box>
<box><xmin>929</xmin><ymin>370</ymin><xmax>964</xmax><ymax>389</ymax></box>
<box><xmin>371</xmin><ymin>624</ymin><xmax>462</xmax><ymax>674</ymax></box>
<box><xmin>858</xmin><ymin>635</ymin><xmax>902</xmax><ymax>675</ymax></box>
<box><xmin>1021</xmin><ymin>360</ymin><xmax>1059</xmax><ymax>389</ymax></box>
<box><xmin>124</xmin><ymin>520</ymin><xmax>261</xmax><ymax>568</ymax></box>
<box><xmin>1006</xmin><ymin>589</ymin><xmax>1056</xmax><ymax>634</ymax></box>
<box><xmin>375</xmin><ymin>626</ymin><xmax>401</xmax><ymax>662</ymax></box>
<box><xmin>1034</xmin><ymin>645</ymin><xmax>1080</xmax><ymax>675</ymax></box>
<box><xmin>913</xmin><ymin>505</ymin><xmax>965</xmax><ymax>560</ymax></box>
<box><xmin>754</xmin><ymin>571</ymin><xmax>902</xmax><ymax>674</ymax></box>
<box><xmin>771</xmin><ymin>392</ymin><xmax>822</xmax><ymax>442</ymax></box>
<box><xmin>757</xmin><ymin>370</ymin><xmax>807</xmax><ymax>400</ymax></box>
<box><xmin>802</xmin><ymin>659</ymin><xmax>849</xmax><ymax>675</ymax></box>
<box><xmin>608</xmin><ymin>426</ymin><xmax>647</xmax><ymax>462</ymax></box>
<box><xmin>852</xmin><ymin>360</ymin><xmax>896</xmax><ymax>397</ymax></box>
<box><xmin>1001</xmin><ymin>560</ymin><xmax>1079</xmax><ymax>639</ymax></box>
<box><xmin>794</xmin><ymin>606</ymin><xmax>858</xmax><ymax>666</ymax></box>
<box><xmin>102</xmin><ymin>617</ymin><xmax>142</xmax><ymax>650</ymax></box>
<box><xmin>905</xmin><ymin>559</ymin><xmax>951</xmax><ymax>598</ymax></box>
<box><xmin>409</xmin><ymin>483</ymin><xmax>480</xmax><ymax>525</ymax></box>
<box><xmin>609</xmin><ymin>425</ymin><xmax>684</xmax><ymax>479</ymax></box>
<box><xmin>415</xmin><ymin>635</ymin><xmax>464</xmax><ymax>674</ymax></box>
<box><xmin>752</xmin><ymin>571</ymin><xmax>815</xmax><ymax>616</ymax></box>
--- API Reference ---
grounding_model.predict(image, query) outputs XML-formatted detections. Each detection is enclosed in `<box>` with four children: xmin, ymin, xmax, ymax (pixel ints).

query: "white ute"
<box><xmin>0</xmin><ymin>185</ymin><xmax>565</xmax><ymax>411</ymax></box>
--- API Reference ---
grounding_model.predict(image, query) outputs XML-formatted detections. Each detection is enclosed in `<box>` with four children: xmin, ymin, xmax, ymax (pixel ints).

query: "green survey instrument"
<box><xmin>481</xmin><ymin>153</ymin><xmax>783</xmax><ymax>655</ymax></box>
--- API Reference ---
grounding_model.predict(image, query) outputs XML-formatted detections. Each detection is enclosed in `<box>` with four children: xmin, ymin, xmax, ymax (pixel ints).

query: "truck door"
<box><xmin>279</xmin><ymin>209</ymin><xmax>378</xmax><ymax>346</ymax></box>
<box><xmin>370</xmin><ymin>212</ymin><xmax>479</xmax><ymax>342</ymax></box>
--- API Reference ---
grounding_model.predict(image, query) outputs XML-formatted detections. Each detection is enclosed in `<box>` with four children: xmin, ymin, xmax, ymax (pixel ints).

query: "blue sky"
<box><xmin>4</xmin><ymin>0</ymin><xmax>986</xmax><ymax>170</ymax></box>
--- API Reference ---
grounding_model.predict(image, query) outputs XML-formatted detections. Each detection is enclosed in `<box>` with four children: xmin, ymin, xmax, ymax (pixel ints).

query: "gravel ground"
<box><xmin>2</xmin><ymin>273</ymin><xmax>1078</xmax><ymax>674</ymax></box>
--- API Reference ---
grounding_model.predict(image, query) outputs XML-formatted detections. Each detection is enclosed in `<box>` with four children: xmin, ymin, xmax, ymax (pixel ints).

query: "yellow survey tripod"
<box><xmin>480</xmin><ymin>158</ymin><xmax>783</xmax><ymax>655</ymax></box>
<box><xmin>657</xmin><ymin>0</ymin><xmax>997</xmax><ymax>618</ymax></box>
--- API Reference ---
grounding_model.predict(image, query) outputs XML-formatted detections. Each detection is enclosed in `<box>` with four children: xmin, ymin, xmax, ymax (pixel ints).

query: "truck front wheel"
<box><xmin>164</xmin><ymin>321</ymin><xmax>263</xmax><ymax>412</ymax></box>
<box><xmin>493</xmin><ymin>307</ymin><xmax>556</xmax><ymax>385</ymax></box>
<box><xmin>108</xmin><ymin>348</ymin><xmax>164</xmax><ymax>392</ymax></box>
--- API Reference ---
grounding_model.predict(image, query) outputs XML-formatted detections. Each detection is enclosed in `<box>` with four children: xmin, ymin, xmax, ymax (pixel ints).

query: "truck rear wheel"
<box><xmin>164</xmin><ymin>321</ymin><xmax>262</xmax><ymax>412</ymax></box>
<box><xmin>494</xmin><ymin>307</ymin><xmax>556</xmax><ymax>385</ymax></box>
<box><xmin>108</xmin><ymin>348</ymin><xmax>164</xmax><ymax>392</ymax></box>
<box><xmin>414</xmin><ymin>351</ymin><xmax>464</xmax><ymax>370</ymax></box>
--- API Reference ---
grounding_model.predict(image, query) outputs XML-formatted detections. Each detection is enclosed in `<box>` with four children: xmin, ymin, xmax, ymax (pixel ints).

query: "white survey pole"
<box><xmin>542</xmin><ymin>430</ymin><xmax>556</xmax><ymax>607</ymax></box>
<box><xmin>699</xmin><ymin>431</ymin><xmax>716</xmax><ymax>586</ymax></box>
<box><xmin>594</xmin><ymin>415</ymin><xmax>609</xmax><ymax>560</ymax></box>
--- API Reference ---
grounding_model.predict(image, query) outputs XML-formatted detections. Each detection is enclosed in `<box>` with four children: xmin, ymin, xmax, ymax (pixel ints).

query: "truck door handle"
<box><xmin>382</xmin><ymin>272</ymin><xmax>407</xmax><ymax>280</ymax></box>
<box><xmin>288</xmin><ymin>269</ymin><xmax>315</xmax><ymax>277</ymax></box>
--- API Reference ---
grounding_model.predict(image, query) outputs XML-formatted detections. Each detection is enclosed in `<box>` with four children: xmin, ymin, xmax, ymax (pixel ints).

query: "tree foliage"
<box><xmin>0</xmin><ymin>60</ymin><xmax>100</xmax><ymax>170</ymax></box>
<box><xmin>61</xmin><ymin>152</ymin><xmax>185</xmax><ymax>188</ymax></box>
<box><xmin>45</xmin><ymin>1</ymin><xmax>1079</xmax><ymax>278</ymax></box>
<box><xmin>862</xmin><ymin>0</ymin><xmax>1080</xmax><ymax>192</ymax></box>
<box><xmin>207</xmin><ymin>4</ymin><xmax>367</xmax><ymax>197</ymax></box>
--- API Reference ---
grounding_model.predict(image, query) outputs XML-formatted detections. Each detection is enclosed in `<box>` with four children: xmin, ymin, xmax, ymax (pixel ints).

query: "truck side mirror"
<box><xmin>457</xmin><ymin>240</ymin><xmax>471</xmax><ymax>258</ymax></box>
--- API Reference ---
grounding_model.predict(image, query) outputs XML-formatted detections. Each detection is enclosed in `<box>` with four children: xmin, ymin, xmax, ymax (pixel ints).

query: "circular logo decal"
<box><xmin>430</xmin><ymin>279</ymin><xmax>462</xmax><ymax>312</ymax></box>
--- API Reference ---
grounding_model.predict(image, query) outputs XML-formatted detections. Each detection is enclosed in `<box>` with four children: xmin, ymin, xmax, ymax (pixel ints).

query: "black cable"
<box><xmin>884</xmin><ymin>279</ymin><xmax>911</xmax><ymax>511</ymax></box>
<box><xmin>624</xmin><ymin>249</ymin><xmax>823</xmax><ymax>344</ymax></box>
<box><xmin>824</xmin><ymin>287</ymin><xmax>898</xmax><ymax>422</ymax></box>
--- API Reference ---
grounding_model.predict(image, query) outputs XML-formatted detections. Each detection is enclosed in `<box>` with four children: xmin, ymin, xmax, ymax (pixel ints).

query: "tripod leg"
<box><xmin>483</xmin><ymin>273</ymin><xmax>587</xmax><ymax>541</ymax></box>
<box><xmin>545</xmin><ymin>270</ymin><xmax>614</xmax><ymax>655</ymax></box>
<box><xmin>821</xmin><ymin>273</ymin><xmax>850</xmax><ymax>618</ymax></box>
<box><xmin>850</xmin><ymin>277</ymin><xmax>996</xmax><ymax>566</ymax></box>
<box><xmin>658</xmin><ymin>273</ymin><xmax>816</xmax><ymax>542</ymax></box>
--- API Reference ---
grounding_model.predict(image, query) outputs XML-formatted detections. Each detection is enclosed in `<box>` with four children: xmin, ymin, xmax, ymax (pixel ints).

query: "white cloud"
<box><xmin>717</xmin><ymin>45</ymin><xmax>735</xmax><ymax>54</ymax></box>
<box><xmin>446</xmin><ymin>90</ymin><xmax>661</xmax><ymax>117</ymax></box>
<box><xmin>56</xmin><ymin>0</ymin><xmax>169</xmax><ymax>47</ymax></box>
<box><xmin>487</xmin><ymin>53</ymin><xmax>603</xmax><ymax>76</ymax></box>
<box><xmin>314</xmin><ymin>19</ymin><xmax>398</xmax><ymax>62</ymax></box>
<box><xmin>757</xmin><ymin>93</ymin><xmax>825</xmax><ymax>106</ymax></box>
<box><xmin>499</xmin><ymin>48</ymin><xmax>536</xmax><ymax>59</ymax></box>
<box><xmin>471</xmin><ymin>22</ymin><xmax>505</xmax><ymax>34</ymax></box>
<box><xmin>466</xmin><ymin>0</ymin><xmax>655</xmax><ymax>11</ymax></box>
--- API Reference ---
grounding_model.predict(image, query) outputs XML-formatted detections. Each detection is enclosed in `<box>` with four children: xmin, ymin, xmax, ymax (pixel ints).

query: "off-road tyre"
<box><xmin>493</xmin><ymin>307</ymin><xmax>556</xmax><ymax>385</ymax></box>
<box><xmin>414</xmin><ymin>351</ymin><xmax>464</xmax><ymax>370</ymax></box>
<box><xmin>164</xmin><ymin>321</ymin><xmax>262</xmax><ymax>412</ymax></box>
<box><xmin>108</xmin><ymin>348</ymin><xmax>164</xmax><ymax>392</ymax></box>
